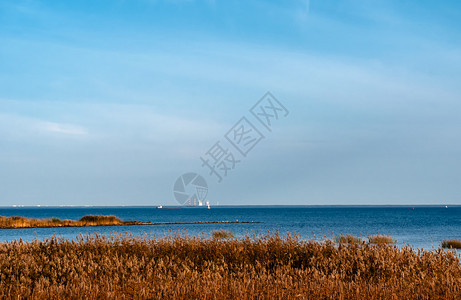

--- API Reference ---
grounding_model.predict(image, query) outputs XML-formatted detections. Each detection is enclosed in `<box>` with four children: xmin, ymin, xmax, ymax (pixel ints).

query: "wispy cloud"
<box><xmin>0</xmin><ymin>112</ymin><xmax>88</xmax><ymax>140</ymax></box>
<box><xmin>40</xmin><ymin>122</ymin><xmax>88</xmax><ymax>136</ymax></box>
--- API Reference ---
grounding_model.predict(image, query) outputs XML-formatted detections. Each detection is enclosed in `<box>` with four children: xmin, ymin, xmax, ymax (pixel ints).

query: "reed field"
<box><xmin>442</xmin><ymin>240</ymin><xmax>461</xmax><ymax>249</ymax></box>
<box><xmin>0</xmin><ymin>232</ymin><xmax>460</xmax><ymax>299</ymax></box>
<box><xmin>367</xmin><ymin>234</ymin><xmax>396</xmax><ymax>244</ymax></box>
<box><xmin>0</xmin><ymin>215</ymin><xmax>134</xmax><ymax>229</ymax></box>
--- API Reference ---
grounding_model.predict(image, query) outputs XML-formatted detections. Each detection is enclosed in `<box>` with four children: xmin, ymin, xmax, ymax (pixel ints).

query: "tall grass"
<box><xmin>335</xmin><ymin>234</ymin><xmax>362</xmax><ymax>244</ymax></box>
<box><xmin>211</xmin><ymin>229</ymin><xmax>234</xmax><ymax>239</ymax></box>
<box><xmin>0</xmin><ymin>215</ymin><xmax>134</xmax><ymax>229</ymax></box>
<box><xmin>442</xmin><ymin>240</ymin><xmax>461</xmax><ymax>249</ymax></box>
<box><xmin>368</xmin><ymin>234</ymin><xmax>396</xmax><ymax>244</ymax></box>
<box><xmin>0</xmin><ymin>232</ymin><xmax>460</xmax><ymax>299</ymax></box>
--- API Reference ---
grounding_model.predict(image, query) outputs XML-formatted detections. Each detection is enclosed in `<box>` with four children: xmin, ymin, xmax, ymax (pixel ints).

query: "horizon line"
<box><xmin>1</xmin><ymin>204</ymin><xmax>459</xmax><ymax>208</ymax></box>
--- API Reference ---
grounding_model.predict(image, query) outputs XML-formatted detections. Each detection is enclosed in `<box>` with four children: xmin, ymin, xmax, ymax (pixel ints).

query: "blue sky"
<box><xmin>1</xmin><ymin>0</ymin><xmax>460</xmax><ymax>206</ymax></box>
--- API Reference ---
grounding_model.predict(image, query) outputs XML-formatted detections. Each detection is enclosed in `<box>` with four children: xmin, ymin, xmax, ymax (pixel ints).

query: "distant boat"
<box><xmin>158</xmin><ymin>206</ymin><xmax>182</xmax><ymax>209</ymax></box>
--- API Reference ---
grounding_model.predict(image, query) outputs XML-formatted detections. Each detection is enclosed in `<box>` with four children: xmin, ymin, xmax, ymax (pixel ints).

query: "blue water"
<box><xmin>0</xmin><ymin>206</ymin><xmax>460</xmax><ymax>250</ymax></box>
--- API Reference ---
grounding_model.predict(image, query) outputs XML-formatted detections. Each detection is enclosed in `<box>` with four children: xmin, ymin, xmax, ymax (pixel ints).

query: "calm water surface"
<box><xmin>0</xmin><ymin>206</ymin><xmax>460</xmax><ymax>250</ymax></box>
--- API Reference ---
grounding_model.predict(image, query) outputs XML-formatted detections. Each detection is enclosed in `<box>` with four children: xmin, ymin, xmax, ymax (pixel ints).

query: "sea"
<box><xmin>0</xmin><ymin>206</ymin><xmax>460</xmax><ymax>250</ymax></box>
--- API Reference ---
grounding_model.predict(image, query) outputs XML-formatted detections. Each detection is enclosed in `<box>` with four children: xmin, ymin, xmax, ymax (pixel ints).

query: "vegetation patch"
<box><xmin>0</xmin><ymin>215</ymin><xmax>136</xmax><ymax>229</ymax></box>
<box><xmin>368</xmin><ymin>234</ymin><xmax>396</xmax><ymax>244</ymax></box>
<box><xmin>442</xmin><ymin>240</ymin><xmax>461</xmax><ymax>249</ymax></box>
<box><xmin>0</xmin><ymin>233</ymin><xmax>460</xmax><ymax>299</ymax></box>
<box><xmin>335</xmin><ymin>234</ymin><xmax>363</xmax><ymax>244</ymax></box>
<box><xmin>211</xmin><ymin>229</ymin><xmax>234</xmax><ymax>239</ymax></box>
<box><xmin>0</xmin><ymin>215</ymin><xmax>256</xmax><ymax>229</ymax></box>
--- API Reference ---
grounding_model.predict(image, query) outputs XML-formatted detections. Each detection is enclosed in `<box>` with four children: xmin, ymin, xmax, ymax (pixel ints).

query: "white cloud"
<box><xmin>0</xmin><ymin>112</ymin><xmax>88</xmax><ymax>140</ymax></box>
<box><xmin>40</xmin><ymin>121</ymin><xmax>88</xmax><ymax>135</ymax></box>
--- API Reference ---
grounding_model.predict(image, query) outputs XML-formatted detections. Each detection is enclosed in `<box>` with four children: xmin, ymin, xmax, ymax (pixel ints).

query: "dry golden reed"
<box><xmin>335</xmin><ymin>234</ymin><xmax>363</xmax><ymax>244</ymax></box>
<box><xmin>0</xmin><ymin>232</ymin><xmax>460</xmax><ymax>299</ymax></box>
<box><xmin>211</xmin><ymin>229</ymin><xmax>234</xmax><ymax>239</ymax></box>
<box><xmin>0</xmin><ymin>215</ymin><xmax>134</xmax><ymax>229</ymax></box>
<box><xmin>368</xmin><ymin>234</ymin><xmax>396</xmax><ymax>244</ymax></box>
<box><xmin>442</xmin><ymin>240</ymin><xmax>461</xmax><ymax>249</ymax></box>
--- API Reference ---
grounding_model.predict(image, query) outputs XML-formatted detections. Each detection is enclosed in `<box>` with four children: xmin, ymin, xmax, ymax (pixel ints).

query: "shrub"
<box><xmin>79</xmin><ymin>215</ymin><xmax>121</xmax><ymax>225</ymax></box>
<box><xmin>335</xmin><ymin>234</ymin><xmax>362</xmax><ymax>244</ymax></box>
<box><xmin>211</xmin><ymin>229</ymin><xmax>234</xmax><ymax>239</ymax></box>
<box><xmin>368</xmin><ymin>234</ymin><xmax>396</xmax><ymax>244</ymax></box>
<box><xmin>441</xmin><ymin>240</ymin><xmax>461</xmax><ymax>249</ymax></box>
